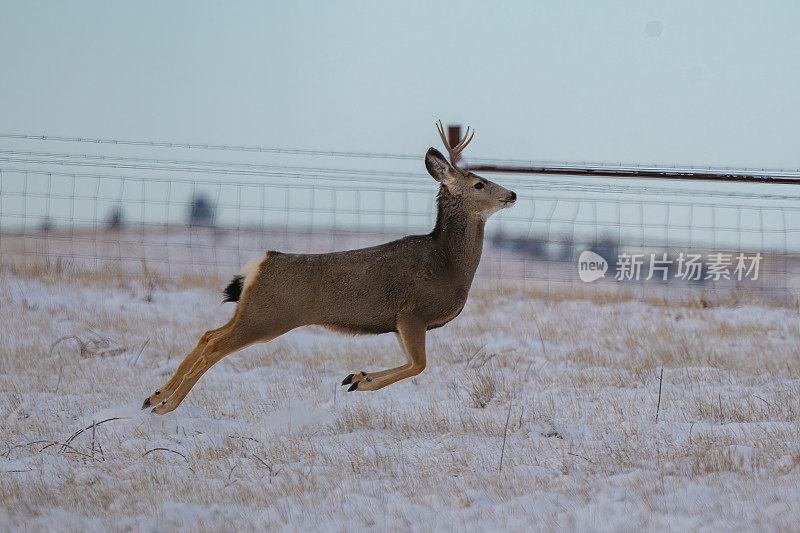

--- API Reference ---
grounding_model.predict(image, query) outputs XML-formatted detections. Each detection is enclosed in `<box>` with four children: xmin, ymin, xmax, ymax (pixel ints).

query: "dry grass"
<box><xmin>0</xmin><ymin>257</ymin><xmax>222</xmax><ymax>292</ymax></box>
<box><xmin>2</xmin><ymin>266</ymin><xmax>800</xmax><ymax>531</ymax></box>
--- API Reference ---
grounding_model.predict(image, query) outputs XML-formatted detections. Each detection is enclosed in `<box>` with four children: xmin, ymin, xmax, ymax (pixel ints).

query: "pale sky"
<box><xmin>1</xmin><ymin>1</ymin><xmax>799</xmax><ymax>169</ymax></box>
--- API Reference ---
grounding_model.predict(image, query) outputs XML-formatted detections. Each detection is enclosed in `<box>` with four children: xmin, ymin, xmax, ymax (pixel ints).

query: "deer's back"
<box><xmin>243</xmin><ymin>235</ymin><xmax>474</xmax><ymax>334</ymax></box>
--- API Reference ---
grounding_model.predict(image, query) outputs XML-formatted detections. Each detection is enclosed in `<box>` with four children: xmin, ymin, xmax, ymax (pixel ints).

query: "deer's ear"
<box><xmin>425</xmin><ymin>147</ymin><xmax>455</xmax><ymax>185</ymax></box>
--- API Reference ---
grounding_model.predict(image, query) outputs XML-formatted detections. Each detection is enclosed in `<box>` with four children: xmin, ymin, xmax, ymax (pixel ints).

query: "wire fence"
<box><xmin>2</xmin><ymin>134</ymin><xmax>800</xmax><ymax>302</ymax></box>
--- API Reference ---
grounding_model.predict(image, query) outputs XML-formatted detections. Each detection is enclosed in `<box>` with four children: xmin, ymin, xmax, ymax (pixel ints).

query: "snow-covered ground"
<box><xmin>2</xmin><ymin>267</ymin><xmax>800</xmax><ymax>531</ymax></box>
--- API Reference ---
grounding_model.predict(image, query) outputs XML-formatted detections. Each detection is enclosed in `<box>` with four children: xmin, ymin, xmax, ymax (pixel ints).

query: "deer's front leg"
<box><xmin>342</xmin><ymin>317</ymin><xmax>426</xmax><ymax>392</ymax></box>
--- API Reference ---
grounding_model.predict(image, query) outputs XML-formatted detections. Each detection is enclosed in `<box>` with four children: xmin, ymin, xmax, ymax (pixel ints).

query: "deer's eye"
<box><xmin>474</xmin><ymin>182</ymin><xmax>485</xmax><ymax>190</ymax></box>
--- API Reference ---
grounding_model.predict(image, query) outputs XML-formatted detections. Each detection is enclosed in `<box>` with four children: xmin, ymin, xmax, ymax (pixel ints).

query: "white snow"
<box><xmin>1</xmin><ymin>270</ymin><xmax>800</xmax><ymax>531</ymax></box>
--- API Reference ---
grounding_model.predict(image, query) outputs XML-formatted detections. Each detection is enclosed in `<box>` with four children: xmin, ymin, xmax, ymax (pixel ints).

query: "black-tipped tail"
<box><xmin>222</xmin><ymin>275</ymin><xmax>244</xmax><ymax>303</ymax></box>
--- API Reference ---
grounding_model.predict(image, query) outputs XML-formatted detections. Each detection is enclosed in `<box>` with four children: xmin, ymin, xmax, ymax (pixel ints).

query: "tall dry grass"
<box><xmin>1</xmin><ymin>263</ymin><xmax>800</xmax><ymax>530</ymax></box>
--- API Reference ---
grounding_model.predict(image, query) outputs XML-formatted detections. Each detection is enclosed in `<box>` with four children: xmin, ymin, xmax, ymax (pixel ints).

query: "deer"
<box><xmin>142</xmin><ymin>122</ymin><xmax>516</xmax><ymax>414</ymax></box>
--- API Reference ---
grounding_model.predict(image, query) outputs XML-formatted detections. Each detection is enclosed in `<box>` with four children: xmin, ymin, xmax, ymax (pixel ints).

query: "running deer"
<box><xmin>143</xmin><ymin>122</ymin><xmax>516</xmax><ymax>414</ymax></box>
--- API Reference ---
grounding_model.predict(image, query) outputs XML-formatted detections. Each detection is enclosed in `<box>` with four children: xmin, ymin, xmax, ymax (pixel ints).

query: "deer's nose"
<box><xmin>509</xmin><ymin>191</ymin><xmax>517</xmax><ymax>201</ymax></box>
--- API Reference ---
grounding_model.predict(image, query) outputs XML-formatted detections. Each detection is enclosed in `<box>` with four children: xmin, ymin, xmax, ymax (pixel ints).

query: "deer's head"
<box><xmin>425</xmin><ymin>121</ymin><xmax>516</xmax><ymax>220</ymax></box>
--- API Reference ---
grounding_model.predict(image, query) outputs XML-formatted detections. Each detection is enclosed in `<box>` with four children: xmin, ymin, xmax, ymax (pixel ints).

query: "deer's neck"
<box><xmin>431</xmin><ymin>189</ymin><xmax>485</xmax><ymax>281</ymax></box>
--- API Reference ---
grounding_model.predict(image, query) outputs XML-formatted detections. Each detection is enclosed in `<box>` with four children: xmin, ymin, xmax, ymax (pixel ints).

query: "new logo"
<box><xmin>578</xmin><ymin>250</ymin><xmax>608</xmax><ymax>283</ymax></box>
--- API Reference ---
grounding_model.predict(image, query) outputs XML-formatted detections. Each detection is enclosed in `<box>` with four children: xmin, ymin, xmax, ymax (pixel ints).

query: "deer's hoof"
<box><xmin>342</xmin><ymin>371</ymin><xmax>369</xmax><ymax>390</ymax></box>
<box><xmin>151</xmin><ymin>400</ymin><xmax>170</xmax><ymax>415</ymax></box>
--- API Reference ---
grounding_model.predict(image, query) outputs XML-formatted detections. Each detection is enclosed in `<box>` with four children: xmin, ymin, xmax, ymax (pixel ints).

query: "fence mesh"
<box><xmin>2</xmin><ymin>135</ymin><xmax>799</xmax><ymax>302</ymax></box>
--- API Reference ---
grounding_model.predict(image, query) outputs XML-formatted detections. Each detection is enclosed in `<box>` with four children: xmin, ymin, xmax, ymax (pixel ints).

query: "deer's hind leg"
<box><xmin>142</xmin><ymin>321</ymin><xmax>232</xmax><ymax>410</ymax></box>
<box><xmin>150</xmin><ymin>323</ymin><xmax>248</xmax><ymax>414</ymax></box>
<box><xmin>143</xmin><ymin>279</ymin><xmax>298</xmax><ymax>414</ymax></box>
<box><xmin>149</xmin><ymin>315</ymin><xmax>293</xmax><ymax>415</ymax></box>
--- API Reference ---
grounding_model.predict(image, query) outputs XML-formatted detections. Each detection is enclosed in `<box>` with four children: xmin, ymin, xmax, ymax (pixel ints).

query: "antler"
<box><xmin>436</xmin><ymin>120</ymin><xmax>474</xmax><ymax>171</ymax></box>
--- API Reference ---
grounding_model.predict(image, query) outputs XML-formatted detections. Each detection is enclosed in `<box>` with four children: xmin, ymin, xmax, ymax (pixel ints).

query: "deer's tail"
<box><xmin>222</xmin><ymin>275</ymin><xmax>244</xmax><ymax>302</ymax></box>
<box><xmin>222</xmin><ymin>256</ymin><xmax>264</xmax><ymax>303</ymax></box>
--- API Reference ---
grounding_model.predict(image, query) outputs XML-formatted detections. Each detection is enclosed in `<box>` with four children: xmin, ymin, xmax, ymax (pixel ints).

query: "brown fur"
<box><xmin>144</xmin><ymin>129</ymin><xmax>516</xmax><ymax>414</ymax></box>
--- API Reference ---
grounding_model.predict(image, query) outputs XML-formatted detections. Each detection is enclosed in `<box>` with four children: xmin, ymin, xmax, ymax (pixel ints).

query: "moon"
<box><xmin>645</xmin><ymin>20</ymin><xmax>663</xmax><ymax>37</ymax></box>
